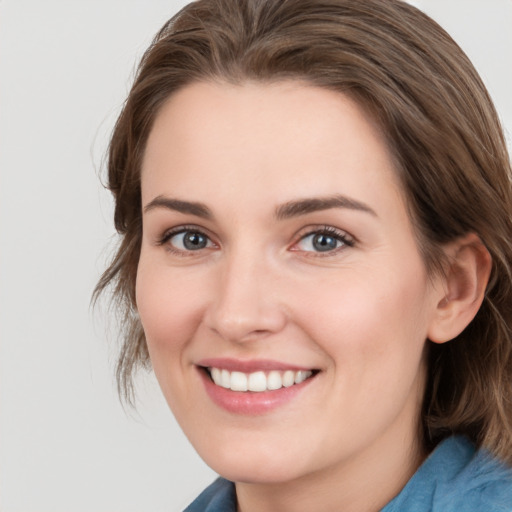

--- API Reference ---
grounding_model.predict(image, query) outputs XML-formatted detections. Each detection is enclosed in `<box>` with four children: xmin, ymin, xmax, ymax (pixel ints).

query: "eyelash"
<box><xmin>156</xmin><ymin>224</ymin><xmax>355</xmax><ymax>256</ymax></box>
<box><xmin>292</xmin><ymin>225</ymin><xmax>355</xmax><ymax>256</ymax></box>
<box><xmin>157</xmin><ymin>225</ymin><xmax>215</xmax><ymax>256</ymax></box>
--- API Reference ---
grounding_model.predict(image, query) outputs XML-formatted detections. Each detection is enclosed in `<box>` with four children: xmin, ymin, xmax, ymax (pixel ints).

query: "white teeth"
<box><xmin>282</xmin><ymin>370</ymin><xmax>295</xmax><ymax>387</ymax></box>
<box><xmin>267</xmin><ymin>370</ymin><xmax>283</xmax><ymax>390</ymax></box>
<box><xmin>208</xmin><ymin>367</ymin><xmax>314</xmax><ymax>392</ymax></box>
<box><xmin>295</xmin><ymin>370</ymin><xmax>309</xmax><ymax>384</ymax></box>
<box><xmin>248</xmin><ymin>371</ymin><xmax>267</xmax><ymax>392</ymax></box>
<box><xmin>230</xmin><ymin>371</ymin><xmax>248</xmax><ymax>391</ymax></box>
<box><xmin>211</xmin><ymin>367</ymin><xmax>221</xmax><ymax>385</ymax></box>
<box><xmin>220</xmin><ymin>369</ymin><xmax>231</xmax><ymax>389</ymax></box>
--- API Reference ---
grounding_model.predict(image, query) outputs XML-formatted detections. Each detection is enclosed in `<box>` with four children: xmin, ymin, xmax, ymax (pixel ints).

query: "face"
<box><xmin>137</xmin><ymin>82</ymin><xmax>445</xmax><ymax>486</ymax></box>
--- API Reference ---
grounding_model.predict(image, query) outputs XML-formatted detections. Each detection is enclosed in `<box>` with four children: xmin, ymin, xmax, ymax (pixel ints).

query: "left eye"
<box><xmin>295</xmin><ymin>230</ymin><xmax>351</xmax><ymax>253</ymax></box>
<box><xmin>167</xmin><ymin>230</ymin><xmax>213</xmax><ymax>251</ymax></box>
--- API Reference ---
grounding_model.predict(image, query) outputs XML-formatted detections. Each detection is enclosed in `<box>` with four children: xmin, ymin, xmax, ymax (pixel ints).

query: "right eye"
<box><xmin>161</xmin><ymin>229</ymin><xmax>214</xmax><ymax>253</ymax></box>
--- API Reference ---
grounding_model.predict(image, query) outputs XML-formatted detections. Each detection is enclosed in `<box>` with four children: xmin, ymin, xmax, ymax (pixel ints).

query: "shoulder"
<box><xmin>444</xmin><ymin>438</ymin><xmax>512</xmax><ymax>511</ymax></box>
<box><xmin>183</xmin><ymin>478</ymin><xmax>236</xmax><ymax>512</ymax></box>
<box><xmin>383</xmin><ymin>436</ymin><xmax>512</xmax><ymax>512</ymax></box>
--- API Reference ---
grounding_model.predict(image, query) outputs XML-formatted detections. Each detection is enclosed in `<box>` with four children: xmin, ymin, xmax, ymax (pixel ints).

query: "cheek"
<box><xmin>296</xmin><ymin>265</ymin><xmax>432</xmax><ymax>370</ymax></box>
<box><xmin>135</xmin><ymin>260</ymin><xmax>213</xmax><ymax>412</ymax></box>
<box><xmin>135</xmin><ymin>260</ymin><xmax>206</xmax><ymax>357</ymax></box>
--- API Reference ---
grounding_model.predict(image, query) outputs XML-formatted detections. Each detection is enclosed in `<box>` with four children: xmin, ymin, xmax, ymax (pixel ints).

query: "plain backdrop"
<box><xmin>1</xmin><ymin>1</ymin><xmax>511</xmax><ymax>511</ymax></box>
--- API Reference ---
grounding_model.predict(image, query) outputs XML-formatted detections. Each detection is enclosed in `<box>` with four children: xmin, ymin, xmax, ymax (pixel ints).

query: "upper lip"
<box><xmin>197</xmin><ymin>358</ymin><xmax>316</xmax><ymax>373</ymax></box>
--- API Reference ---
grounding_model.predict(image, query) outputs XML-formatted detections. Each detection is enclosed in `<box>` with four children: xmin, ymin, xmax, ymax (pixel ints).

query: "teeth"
<box><xmin>295</xmin><ymin>370</ymin><xmax>310</xmax><ymax>384</ymax></box>
<box><xmin>208</xmin><ymin>367</ymin><xmax>314</xmax><ymax>392</ymax></box>
<box><xmin>267</xmin><ymin>370</ymin><xmax>283</xmax><ymax>390</ymax></box>
<box><xmin>230</xmin><ymin>371</ymin><xmax>248</xmax><ymax>391</ymax></box>
<box><xmin>210</xmin><ymin>367</ymin><xmax>221</xmax><ymax>384</ymax></box>
<box><xmin>220</xmin><ymin>369</ymin><xmax>231</xmax><ymax>389</ymax></box>
<box><xmin>282</xmin><ymin>370</ymin><xmax>295</xmax><ymax>387</ymax></box>
<box><xmin>248</xmin><ymin>371</ymin><xmax>267</xmax><ymax>392</ymax></box>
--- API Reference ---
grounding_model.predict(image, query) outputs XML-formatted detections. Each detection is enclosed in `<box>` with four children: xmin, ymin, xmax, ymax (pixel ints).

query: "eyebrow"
<box><xmin>143</xmin><ymin>195</ymin><xmax>213</xmax><ymax>218</ymax></box>
<box><xmin>275</xmin><ymin>195</ymin><xmax>377</xmax><ymax>220</ymax></box>
<box><xmin>143</xmin><ymin>193</ymin><xmax>377</xmax><ymax>220</ymax></box>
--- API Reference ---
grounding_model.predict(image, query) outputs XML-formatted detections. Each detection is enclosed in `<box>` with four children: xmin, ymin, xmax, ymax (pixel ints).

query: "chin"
<box><xmin>199</xmin><ymin>442</ymin><xmax>311</xmax><ymax>484</ymax></box>
<box><xmin>212</xmin><ymin>462</ymin><xmax>305</xmax><ymax>485</ymax></box>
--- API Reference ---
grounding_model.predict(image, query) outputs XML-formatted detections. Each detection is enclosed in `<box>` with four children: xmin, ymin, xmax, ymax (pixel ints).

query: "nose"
<box><xmin>204</xmin><ymin>250</ymin><xmax>287</xmax><ymax>343</ymax></box>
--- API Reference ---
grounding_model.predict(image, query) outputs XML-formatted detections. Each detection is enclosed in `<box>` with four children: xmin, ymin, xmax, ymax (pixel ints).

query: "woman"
<box><xmin>95</xmin><ymin>0</ymin><xmax>512</xmax><ymax>510</ymax></box>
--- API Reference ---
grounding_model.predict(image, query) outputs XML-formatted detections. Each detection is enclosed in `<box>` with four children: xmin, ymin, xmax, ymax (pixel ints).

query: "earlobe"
<box><xmin>428</xmin><ymin>233</ymin><xmax>492</xmax><ymax>344</ymax></box>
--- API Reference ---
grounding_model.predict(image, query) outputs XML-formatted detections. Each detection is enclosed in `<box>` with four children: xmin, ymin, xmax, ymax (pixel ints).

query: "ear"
<box><xmin>428</xmin><ymin>233</ymin><xmax>492</xmax><ymax>344</ymax></box>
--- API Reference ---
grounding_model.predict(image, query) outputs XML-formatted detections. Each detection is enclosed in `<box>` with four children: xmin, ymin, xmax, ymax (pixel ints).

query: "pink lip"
<box><xmin>197</xmin><ymin>357</ymin><xmax>313</xmax><ymax>373</ymax></box>
<box><xmin>196</xmin><ymin>359</ymin><xmax>318</xmax><ymax>415</ymax></box>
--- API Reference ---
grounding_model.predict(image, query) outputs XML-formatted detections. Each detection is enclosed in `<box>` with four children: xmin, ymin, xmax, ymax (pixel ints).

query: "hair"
<box><xmin>94</xmin><ymin>0</ymin><xmax>512</xmax><ymax>462</ymax></box>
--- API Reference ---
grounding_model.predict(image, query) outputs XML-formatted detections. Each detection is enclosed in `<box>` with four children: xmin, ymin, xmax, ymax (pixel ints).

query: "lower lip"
<box><xmin>199</xmin><ymin>368</ymin><xmax>316</xmax><ymax>415</ymax></box>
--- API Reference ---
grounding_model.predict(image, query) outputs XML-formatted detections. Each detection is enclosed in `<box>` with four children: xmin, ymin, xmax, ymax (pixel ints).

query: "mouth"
<box><xmin>201</xmin><ymin>366</ymin><xmax>319</xmax><ymax>392</ymax></box>
<box><xmin>196</xmin><ymin>358</ymin><xmax>320</xmax><ymax>414</ymax></box>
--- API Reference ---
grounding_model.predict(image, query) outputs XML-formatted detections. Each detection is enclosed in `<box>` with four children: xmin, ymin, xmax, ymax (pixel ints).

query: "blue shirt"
<box><xmin>184</xmin><ymin>436</ymin><xmax>512</xmax><ymax>511</ymax></box>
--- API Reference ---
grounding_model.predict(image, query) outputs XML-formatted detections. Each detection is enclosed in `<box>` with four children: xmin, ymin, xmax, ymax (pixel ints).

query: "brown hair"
<box><xmin>94</xmin><ymin>0</ymin><xmax>512</xmax><ymax>462</ymax></box>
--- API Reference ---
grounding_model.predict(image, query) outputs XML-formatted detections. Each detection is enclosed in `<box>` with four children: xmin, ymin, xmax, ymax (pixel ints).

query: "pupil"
<box><xmin>183</xmin><ymin>232</ymin><xmax>207</xmax><ymax>250</ymax></box>
<box><xmin>313</xmin><ymin>234</ymin><xmax>337</xmax><ymax>252</ymax></box>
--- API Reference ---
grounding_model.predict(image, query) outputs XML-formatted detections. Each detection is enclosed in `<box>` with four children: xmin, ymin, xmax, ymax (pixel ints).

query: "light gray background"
<box><xmin>1</xmin><ymin>1</ymin><xmax>511</xmax><ymax>511</ymax></box>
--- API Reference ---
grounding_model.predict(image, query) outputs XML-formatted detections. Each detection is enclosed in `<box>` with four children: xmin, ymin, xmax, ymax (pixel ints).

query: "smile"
<box><xmin>207</xmin><ymin>367</ymin><xmax>314</xmax><ymax>392</ymax></box>
<box><xmin>198</xmin><ymin>359</ymin><xmax>320</xmax><ymax>414</ymax></box>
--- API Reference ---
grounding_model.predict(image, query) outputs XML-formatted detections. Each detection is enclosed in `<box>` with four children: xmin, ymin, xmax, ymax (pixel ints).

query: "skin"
<box><xmin>136</xmin><ymin>81</ymin><xmax>453</xmax><ymax>512</ymax></box>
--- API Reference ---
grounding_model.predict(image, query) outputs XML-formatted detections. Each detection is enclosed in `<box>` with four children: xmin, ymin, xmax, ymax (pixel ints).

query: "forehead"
<box><xmin>141</xmin><ymin>81</ymin><xmax>405</xmax><ymax>218</ymax></box>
